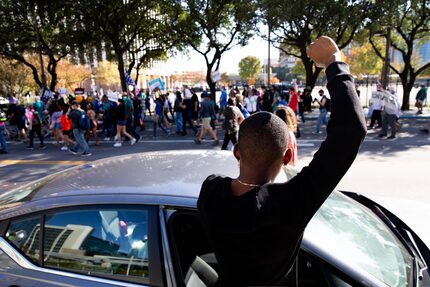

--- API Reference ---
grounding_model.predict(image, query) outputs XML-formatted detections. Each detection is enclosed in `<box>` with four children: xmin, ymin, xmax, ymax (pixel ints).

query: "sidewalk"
<box><xmin>302</xmin><ymin>107</ymin><xmax>430</xmax><ymax>120</ymax></box>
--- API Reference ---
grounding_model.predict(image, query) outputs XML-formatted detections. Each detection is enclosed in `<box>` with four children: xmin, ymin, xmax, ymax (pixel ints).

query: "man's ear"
<box><xmin>283</xmin><ymin>148</ymin><xmax>292</xmax><ymax>166</ymax></box>
<box><xmin>233</xmin><ymin>143</ymin><xmax>240</xmax><ymax>161</ymax></box>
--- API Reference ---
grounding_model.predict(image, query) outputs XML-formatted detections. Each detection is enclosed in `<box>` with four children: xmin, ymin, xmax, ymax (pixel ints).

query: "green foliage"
<box><xmin>71</xmin><ymin>0</ymin><xmax>178</xmax><ymax>91</ymax></box>
<box><xmin>260</xmin><ymin>0</ymin><xmax>371</xmax><ymax>89</ymax></box>
<box><xmin>239</xmin><ymin>56</ymin><xmax>262</xmax><ymax>81</ymax></box>
<box><xmin>172</xmin><ymin>0</ymin><xmax>258</xmax><ymax>95</ymax></box>
<box><xmin>368</xmin><ymin>0</ymin><xmax>430</xmax><ymax>109</ymax></box>
<box><xmin>347</xmin><ymin>42</ymin><xmax>383</xmax><ymax>77</ymax></box>
<box><xmin>0</xmin><ymin>0</ymin><xmax>92</xmax><ymax>90</ymax></box>
<box><xmin>271</xmin><ymin>66</ymin><xmax>291</xmax><ymax>82</ymax></box>
<box><xmin>0</xmin><ymin>58</ymin><xmax>33</xmax><ymax>97</ymax></box>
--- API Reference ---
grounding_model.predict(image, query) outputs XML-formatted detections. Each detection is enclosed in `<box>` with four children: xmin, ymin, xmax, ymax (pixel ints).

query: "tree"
<box><xmin>94</xmin><ymin>61</ymin><xmax>121</xmax><ymax>91</ymax></box>
<box><xmin>368</xmin><ymin>0</ymin><xmax>430</xmax><ymax>110</ymax></box>
<box><xmin>347</xmin><ymin>42</ymin><xmax>384</xmax><ymax>78</ymax></box>
<box><xmin>239</xmin><ymin>56</ymin><xmax>262</xmax><ymax>82</ymax></box>
<box><xmin>56</xmin><ymin>60</ymin><xmax>92</xmax><ymax>92</ymax></box>
<box><xmin>0</xmin><ymin>0</ymin><xmax>90</xmax><ymax>91</ymax></box>
<box><xmin>72</xmin><ymin>0</ymin><xmax>177</xmax><ymax>92</ymax></box>
<box><xmin>271</xmin><ymin>66</ymin><xmax>291</xmax><ymax>82</ymax></box>
<box><xmin>261</xmin><ymin>0</ymin><xmax>370</xmax><ymax>90</ymax></box>
<box><xmin>172</xmin><ymin>0</ymin><xmax>257</xmax><ymax>98</ymax></box>
<box><xmin>0</xmin><ymin>58</ymin><xmax>33</xmax><ymax>97</ymax></box>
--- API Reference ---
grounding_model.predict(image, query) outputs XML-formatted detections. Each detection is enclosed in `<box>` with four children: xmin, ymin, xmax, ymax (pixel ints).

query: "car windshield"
<box><xmin>304</xmin><ymin>192</ymin><xmax>413</xmax><ymax>287</ymax></box>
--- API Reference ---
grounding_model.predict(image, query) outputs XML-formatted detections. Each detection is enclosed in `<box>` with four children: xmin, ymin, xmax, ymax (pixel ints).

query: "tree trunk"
<box><xmin>116</xmin><ymin>51</ymin><xmax>127</xmax><ymax>92</ymax></box>
<box><xmin>206</xmin><ymin>63</ymin><xmax>216</xmax><ymax>101</ymax></box>
<box><xmin>400</xmin><ymin>74</ymin><xmax>415</xmax><ymax>111</ymax></box>
<box><xmin>303</xmin><ymin>59</ymin><xmax>322</xmax><ymax>91</ymax></box>
<box><xmin>48</xmin><ymin>58</ymin><xmax>58</xmax><ymax>92</ymax></box>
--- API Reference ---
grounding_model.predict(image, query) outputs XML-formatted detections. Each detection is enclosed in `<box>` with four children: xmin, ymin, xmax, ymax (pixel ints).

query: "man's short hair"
<box><xmin>238</xmin><ymin>112</ymin><xmax>289</xmax><ymax>167</ymax></box>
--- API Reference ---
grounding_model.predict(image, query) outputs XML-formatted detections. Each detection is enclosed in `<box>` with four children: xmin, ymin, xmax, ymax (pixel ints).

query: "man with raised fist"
<box><xmin>198</xmin><ymin>36</ymin><xmax>367</xmax><ymax>286</ymax></box>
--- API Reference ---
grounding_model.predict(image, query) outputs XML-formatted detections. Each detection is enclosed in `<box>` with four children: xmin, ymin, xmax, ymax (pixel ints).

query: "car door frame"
<box><xmin>0</xmin><ymin>203</ymin><xmax>165</xmax><ymax>287</ymax></box>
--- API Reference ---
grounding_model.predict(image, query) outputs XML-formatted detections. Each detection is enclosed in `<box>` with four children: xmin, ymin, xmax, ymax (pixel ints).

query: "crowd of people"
<box><xmin>0</xmin><ymin>81</ymin><xmax>427</xmax><ymax>156</ymax></box>
<box><xmin>0</xmin><ymin>84</ymin><xmax>309</xmax><ymax>156</ymax></box>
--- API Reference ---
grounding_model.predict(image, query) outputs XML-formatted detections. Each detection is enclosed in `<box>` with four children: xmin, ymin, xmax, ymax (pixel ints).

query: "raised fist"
<box><xmin>307</xmin><ymin>36</ymin><xmax>341</xmax><ymax>68</ymax></box>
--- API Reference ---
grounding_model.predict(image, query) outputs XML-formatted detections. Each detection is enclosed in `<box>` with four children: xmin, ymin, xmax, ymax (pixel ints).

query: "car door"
<box><xmin>0</xmin><ymin>205</ymin><xmax>164</xmax><ymax>287</ymax></box>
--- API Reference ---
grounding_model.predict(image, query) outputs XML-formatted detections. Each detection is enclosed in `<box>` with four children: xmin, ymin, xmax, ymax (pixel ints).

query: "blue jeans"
<box><xmin>72</xmin><ymin>128</ymin><xmax>90</xmax><ymax>153</ymax></box>
<box><xmin>175</xmin><ymin>112</ymin><xmax>183</xmax><ymax>133</ymax></box>
<box><xmin>0</xmin><ymin>125</ymin><xmax>8</xmax><ymax>152</ymax></box>
<box><xmin>316</xmin><ymin>108</ymin><xmax>328</xmax><ymax>133</ymax></box>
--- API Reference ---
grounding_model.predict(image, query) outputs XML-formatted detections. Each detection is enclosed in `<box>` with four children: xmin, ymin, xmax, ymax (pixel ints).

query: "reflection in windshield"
<box><xmin>305</xmin><ymin>192</ymin><xmax>412</xmax><ymax>286</ymax></box>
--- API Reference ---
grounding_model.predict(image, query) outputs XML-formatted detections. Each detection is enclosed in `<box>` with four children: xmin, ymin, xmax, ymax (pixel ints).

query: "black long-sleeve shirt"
<box><xmin>197</xmin><ymin>62</ymin><xmax>367</xmax><ymax>286</ymax></box>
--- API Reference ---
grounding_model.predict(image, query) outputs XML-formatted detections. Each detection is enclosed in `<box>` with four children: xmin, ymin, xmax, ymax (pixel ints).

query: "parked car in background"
<box><xmin>0</xmin><ymin>151</ymin><xmax>429</xmax><ymax>286</ymax></box>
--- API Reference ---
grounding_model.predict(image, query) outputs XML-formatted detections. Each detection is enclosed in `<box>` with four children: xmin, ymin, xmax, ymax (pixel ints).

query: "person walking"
<box><xmin>415</xmin><ymin>85</ymin><xmax>427</xmax><ymax>115</ymax></box>
<box><xmin>100</xmin><ymin>95</ymin><xmax>115</xmax><ymax>140</ymax></box>
<box><xmin>379</xmin><ymin>87</ymin><xmax>401</xmax><ymax>139</ymax></box>
<box><xmin>113</xmin><ymin>98</ymin><xmax>136</xmax><ymax>147</ymax></box>
<box><xmin>174</xmin><ymin>91</ymin><xmax>185</xmax><ymax>134</ymax></box>
<box><xmin>194</xmin><ymin>94</ymin><xmax>219</xmax><ymax>145</ymax></box>
<box><xmin>221</xmin><ymin>98</ymin><xmax>244</xmax><ymax>150</ymax></box>
<box><xmin>0</xmin><ymin>108</ymin><xmax>9</xmax><ymax>154</ymax></box>
<box><xmin>152</xmin><ymin>96</ymin><xmax>170</xmax><ymax>139</ymax></box>
<box><xmin>67</xmin><ymin>101</ymin><xmax>92</xmax><ymax>156</ymax></box>
<box><xmin>181</xmin><ymin>86</ymin><xmax>198</xmax><ymax>136</ymax></box>
<box><xmin>25</xmin><ymin>105</ymin><xmax>46</xmax><ymax>150</ymax></box>
<box><xmin>314</xmin><ymin>89</ymin><xmax>329</xmax><ymax>134</ymax></box>
<box><xmin>86</xmin><ymin>103</ymin><xmax>99</xmax><ymax>145</ymax></box>
<box><xmin>60</xmin><ymin>106</ymin><xmax>75</xmax><ymax>150</ymax></box>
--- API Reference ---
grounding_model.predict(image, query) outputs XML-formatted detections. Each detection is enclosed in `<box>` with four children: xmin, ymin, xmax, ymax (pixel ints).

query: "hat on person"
<box><xmin>71</xmin><ymin>100</ymin><xmax>79</xmax><ymax>106</ymax></box>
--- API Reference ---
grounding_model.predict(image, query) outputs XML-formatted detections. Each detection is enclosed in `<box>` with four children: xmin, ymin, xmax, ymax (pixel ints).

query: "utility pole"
<box><xmin>32</xmin><ymin>1</ymin><xmax>46</xmax><ymax>88</ymax></box>
<box><xmin>381</xmin><ymin>28</ymin><xmax>391</xmax><ymax>89</ymax></box>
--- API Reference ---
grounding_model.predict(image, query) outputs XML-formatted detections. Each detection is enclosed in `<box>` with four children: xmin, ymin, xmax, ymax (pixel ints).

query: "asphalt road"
<box><xmin>1</xmin><ymin>114</ymin><xmax>430</xmax><ymax>245</ymax></box>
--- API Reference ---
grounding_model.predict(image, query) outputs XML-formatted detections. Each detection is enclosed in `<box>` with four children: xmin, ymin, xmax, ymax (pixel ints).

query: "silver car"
<box><xmin>0</xmin><ymin>150</ymin><xmax>429</xmax><ymax>287</ymax></box>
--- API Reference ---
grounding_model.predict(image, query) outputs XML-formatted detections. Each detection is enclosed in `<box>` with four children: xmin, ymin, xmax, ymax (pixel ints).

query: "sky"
<box><xmin>166</xmin><ymin>35</ymin><xmax>279</xmax><ymax>75</ymax></box>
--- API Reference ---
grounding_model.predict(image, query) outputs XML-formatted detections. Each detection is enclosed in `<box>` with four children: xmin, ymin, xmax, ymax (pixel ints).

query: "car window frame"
<box><xmin>2</xmin><ymin>214</ymin><xmax>43</xmax><ymax>266</ymax></box>
<box><xmin>2</xmin><ymin>204</ymin><xmax>164</xmax><ymax>286</ymax></box>
<box><xmin>0</xmin><ymin>219</ymin><xmax>9</xmax><ymax>235</ymax></box>
<box><xmin>166</xmin><ymin>209</ymin><xmax>202</xmax><ymax>286</ymax></box>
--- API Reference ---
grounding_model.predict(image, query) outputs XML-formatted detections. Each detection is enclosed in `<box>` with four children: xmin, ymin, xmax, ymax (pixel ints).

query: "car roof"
<box><xmin>0</xmin><ymin>150</ymin><xmax>246</xmax><ymax>219</ymax></box>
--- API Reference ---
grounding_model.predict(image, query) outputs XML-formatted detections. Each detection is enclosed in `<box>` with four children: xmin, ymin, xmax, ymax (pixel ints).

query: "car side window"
<box><xmin>5</xmin><ymin>216</ymin><xmax>41</xmax><ymax>264</ymax></box>
<box><xmin>43</xmin><ymin>208</ymin><xmax>149</xmax><ymax>283</ymax></box>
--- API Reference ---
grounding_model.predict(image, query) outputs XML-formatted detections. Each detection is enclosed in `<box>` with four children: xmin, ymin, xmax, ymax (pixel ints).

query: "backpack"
<box><xmin>78</xmin><ymin>110</ymin><xmax>91</xmax><ymax>130</ymax></box>
<box><xmin>0</xmin><ymin>109</ymin><xmax>7</xmax><ymax>122</ymax></box>
<box><xmin>32</xmin><ymin>111</ymin><xmax>42</xmax><ymax>126</ymax></box>
<box><xmin>324</xmin><ymin>97</ymin><xmax>331</xmax><ymax>112</ymax></box>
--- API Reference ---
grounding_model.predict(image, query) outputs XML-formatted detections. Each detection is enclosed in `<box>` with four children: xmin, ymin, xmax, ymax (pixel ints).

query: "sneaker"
<box><xmin>61</xmin><ymin>146</ymin><xmax>68</xmax><ymax>151</ymax></box>
<box><xmin>69</xmin><ymin>148</ymin><xmax>78</xmax><ymax>155</ymax></box>
<box><xmin>420</xmin><ymin>128</ymin><xmax>429</xmax><ymax>134</ymax></box>
<box><xmin>194</xmin><ymin>138</ymin><xmax>201</xmax><ymax>144</ymax></box>
<box><xmin>26</xmin><ymin>146</ymin><xmax>34</xmax><ymax>150</ymax></box>
<box><xmin>313</xmin><ymin>131</ymin><xmax>322</xmax><ymax>134</ymax></box>
<box><xmin>114</xmin><ymin>135</ymin><xmax>118</xmax><ymax>141</ymax></box>
<box><xmin>113</xmin><ymin>142</ymin><xmax>122</xmax><ymax>147</ymax></box>
<box><xmin>39</xmin><ymin>145</ymin><xmax>46</xmax><ymax>150</ymax></box>
<box><xmin>212</xmin><ymin>139</ymin><xmax>219</xmax><ymax>146</ymax></box>
<box><xmin>130</xmin><ymin>138</ymin><xmax>137</xmax><ymax>145</ymax></box>
<box><xmin>81</xmin><ymin>152</ymin><xmax>92</xmax><ymax>157</ymax></box>
<box><xmin>387</xmin><ymin>135</ymin><xmax>396</xmax><ymax>139</ymax></box>
<box><xmin>104</xmin><ymin>137</ymin><xmax>110</xmax><ymax>141</ymax></box>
